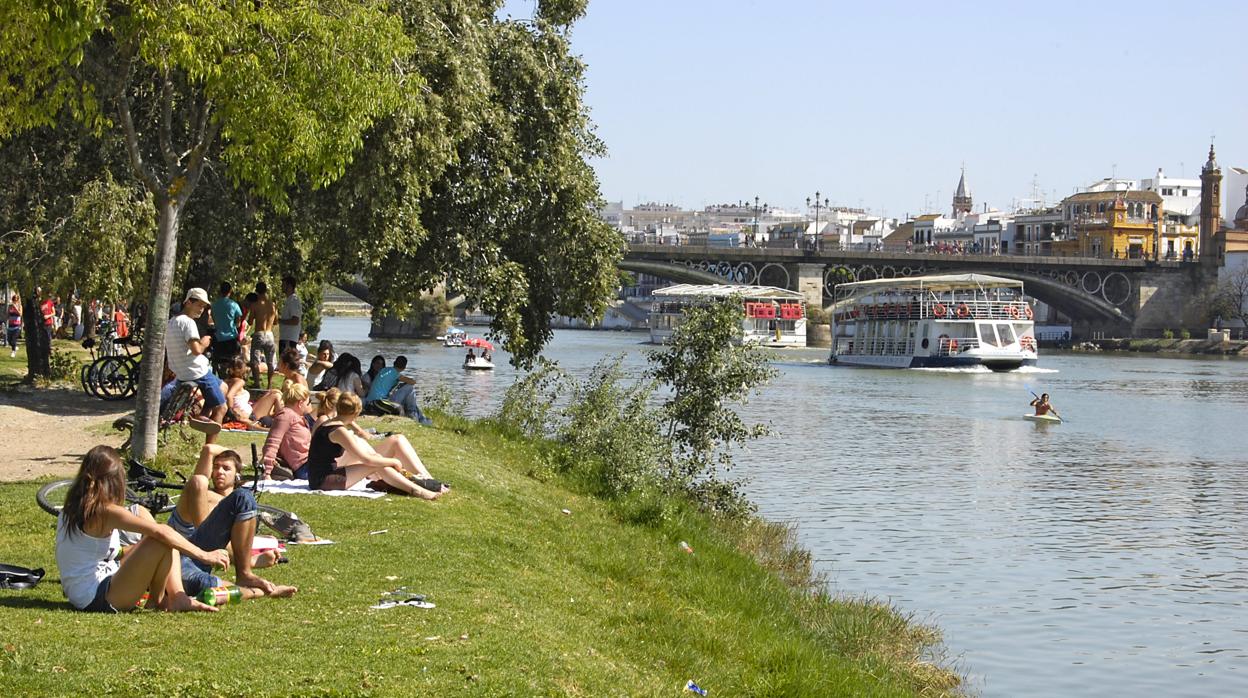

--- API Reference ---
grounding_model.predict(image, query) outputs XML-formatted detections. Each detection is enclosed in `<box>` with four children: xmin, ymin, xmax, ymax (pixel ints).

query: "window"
<box><xmin>978</xmin><ymin>324</ymin><xmax>1000</xmax><ymax>347</ymax></box>
<box><xmin>996</xmin><ymin>323</ymin><xmax>1016</xmax><ymax>345</ymax></box>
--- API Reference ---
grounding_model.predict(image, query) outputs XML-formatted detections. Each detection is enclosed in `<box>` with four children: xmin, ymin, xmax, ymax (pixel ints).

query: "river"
<box><xmin>322</xmin><ymin>316</ymin><xmax>1248</xmax><ymax>696</ymax></box>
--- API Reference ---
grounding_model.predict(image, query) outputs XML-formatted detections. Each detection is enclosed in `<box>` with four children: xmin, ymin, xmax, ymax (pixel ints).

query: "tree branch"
<box><xmin>158</xmin><ymin>67</ymin><xmax>178</xmax><ymax>171</ymax></box>
<box><xmin>117</xmin><ymin>58</ymin><xmax>163</xmax><ymax>196</ymax></box>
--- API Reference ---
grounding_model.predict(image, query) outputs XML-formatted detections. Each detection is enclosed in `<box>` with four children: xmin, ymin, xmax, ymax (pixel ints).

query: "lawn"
<box><xmin>0</xmin><ymin>416</ymin><xmax>957</xmax><ymax>696</ymax></box>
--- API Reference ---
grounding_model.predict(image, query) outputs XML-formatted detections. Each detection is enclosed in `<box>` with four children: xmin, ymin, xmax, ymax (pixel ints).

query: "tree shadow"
<box><xmin>0</xmin><ymin>387</ymin><xmax>134</xmax><ymax>418</ymax></box>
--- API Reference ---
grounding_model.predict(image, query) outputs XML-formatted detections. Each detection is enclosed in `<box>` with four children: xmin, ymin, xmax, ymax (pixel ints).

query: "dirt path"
<box><xmin>0</xmin><ymin>387</ymin><xmax>131</xmax><ymax>482</ymax></box>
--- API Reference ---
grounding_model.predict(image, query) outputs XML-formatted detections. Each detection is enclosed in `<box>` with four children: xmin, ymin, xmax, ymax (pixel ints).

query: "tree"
<box><xmin>0</xmin><ymin>1</ymin><xmax>414</xmax><ymax>459</ymax></box>
<box><xmin>648</xmin><ymin>297</ymin><xmax>777</xmax><ymax>514</ymax></box>
<box><xmin>1214</xmin><ymin>263</ymin><xmax>1248</xmax><ymax>330</ymax></box>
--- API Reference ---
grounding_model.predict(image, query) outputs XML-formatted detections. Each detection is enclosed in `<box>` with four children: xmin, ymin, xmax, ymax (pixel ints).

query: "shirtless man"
<box><xmin>1030</xmin><ymin>393</ymin><xmax>1060</xmax><ymax>419</ymax></box>
<box><xmin>249</xmin><ymin>281</ymin><xmax>278</xmax><ymax>389</ymax></box>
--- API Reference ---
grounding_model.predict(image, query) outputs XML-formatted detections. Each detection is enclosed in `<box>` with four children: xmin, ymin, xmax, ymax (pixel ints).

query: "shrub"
<box><xmin>1180</xmin><ymin>328</ymin><xmax>1191</xmax><ymax>340</ymax></box>
<box><xmin>47</xmin><ymin>346</ymin><xmax>80</xmax><ymax>382</ymax></box>
<box><xmin>1162</xmin><ymin>328</ymin><xmax>1174</xmax><ymax>339</ymax></box>
<box><xmin>805</xmin><ymin>305</ymin><xmax>829</xmax><ymax>324</ymax></box>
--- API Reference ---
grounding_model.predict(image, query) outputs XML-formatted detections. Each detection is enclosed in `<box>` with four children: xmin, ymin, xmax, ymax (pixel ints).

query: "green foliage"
<box><xmin>805</xmin><ymin>305</ymin><xmax>830</xmax><ymax>324</ymax></box>
<box><xmin>1162</xmin><ymin>328</ymin><xmax>1175</xmax><ymax>339</ymax></box>
<box><xmin>648</xmin><ymin>298</ymin><xmax>777</xmax><ymax>516</ymax></box>
<box><xmin>1180</xmin><ymin>328</ymin><xmax>1191</xmax><ymax>340</ymax></box>
<box><xmin>46</xmin><ymin>346</ymin><xmax>79</xmax><ymax>383</ymax></box>
<box><xmin>557</xmin><ymin>355</ymin><xmax>666</xmax><ymax>498</ymax></box>
<box><xmin>494</xmin><ymin>358</ymin><xmax>567</xmax><ymax>440</ymax></box>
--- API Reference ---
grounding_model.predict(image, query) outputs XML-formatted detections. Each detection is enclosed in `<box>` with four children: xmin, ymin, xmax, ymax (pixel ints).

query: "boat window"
<box><xmin>977</xmin><ymin>323</ymin><xmax>1000</xmax><ymax>347</ymax></box>
<box><xmin>996</xmin><ymin>323</ymin><xmax>1016</xmax><ymax>345</ymax></box>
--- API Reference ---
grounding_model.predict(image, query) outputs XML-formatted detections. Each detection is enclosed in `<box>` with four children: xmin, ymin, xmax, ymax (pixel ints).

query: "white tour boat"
<box><xmin>441</xmin><ymin>328</ymin><xmax>466</xmax><ymax>347</ymax></box>
<box><xmin>829</xmin><ymin>273</ymin><xmax>1037</xmax><ymax>371</ymax></box>
<box><xmin>649</xmin><ymin>284</ymin><xmax>807</xmax><ymax>347</ymax></box>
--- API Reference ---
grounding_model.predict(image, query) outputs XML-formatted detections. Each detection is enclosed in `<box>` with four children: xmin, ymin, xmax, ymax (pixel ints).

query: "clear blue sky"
<box><xmin>501</xmin><ymin>1</ymin><xmax>1247</xmax><ymax>219</ymax></box>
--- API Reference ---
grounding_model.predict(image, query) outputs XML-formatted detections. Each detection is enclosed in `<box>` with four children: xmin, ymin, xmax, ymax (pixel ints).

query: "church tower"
<box><xmin>952</xmin><ymin>167</ymin><xmax>973</xmax><ymax>217</ymax></box>
<box><xmin>1199</xmin><ymin>143</ymin><xmax>1221</xmax><ymax>263</ymax></box>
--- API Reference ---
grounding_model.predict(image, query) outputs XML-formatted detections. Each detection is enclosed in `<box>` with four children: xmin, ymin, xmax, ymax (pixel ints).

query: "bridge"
<box><xmin>622</xmin><ymin>244</ymin><xmax>1211</xmax><ymax>336</ymax></box>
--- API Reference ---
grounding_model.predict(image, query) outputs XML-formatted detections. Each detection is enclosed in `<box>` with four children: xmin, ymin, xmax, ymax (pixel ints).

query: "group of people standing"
<box><xmin>4</xmin><ymin>288</ymin><xmax>134</xmax><ymax>358</ymax></box>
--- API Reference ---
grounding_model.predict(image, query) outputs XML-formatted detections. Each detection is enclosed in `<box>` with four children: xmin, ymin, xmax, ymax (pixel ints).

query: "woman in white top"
<box><xmin>54</xmin><ymin>445</ymin><xmax>229</xmax><ymax>613</ymax></box>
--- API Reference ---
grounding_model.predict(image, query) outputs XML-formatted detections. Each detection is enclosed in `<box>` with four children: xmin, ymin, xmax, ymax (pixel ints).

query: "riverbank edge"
<box><xmin>0</xmin><ymin>404</ymin><xmax>960</xmax><ymax>695</ymax></box>
<box><xmin>1072</xmin><ymin>338</ymin><xmax>1248</xmax><ymax>357</ymax></box>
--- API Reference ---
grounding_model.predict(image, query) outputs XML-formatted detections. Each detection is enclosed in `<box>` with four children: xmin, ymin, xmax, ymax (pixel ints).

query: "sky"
<box><xmin>500</xmin><ymin>0</ymin><xmax>1248</xmax><ymax>220</ymax></box>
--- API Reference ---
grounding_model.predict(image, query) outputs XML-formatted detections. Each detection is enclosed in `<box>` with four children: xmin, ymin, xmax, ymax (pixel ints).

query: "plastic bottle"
<box><xmin>679</xmin><ymin>541</ymin><xmax>694</xmax><ymax>554</ymax></box>
<box><xmin>199</xmin><ymin>585</ymin><xmax>243</xmax><ymax>606</ymax></box>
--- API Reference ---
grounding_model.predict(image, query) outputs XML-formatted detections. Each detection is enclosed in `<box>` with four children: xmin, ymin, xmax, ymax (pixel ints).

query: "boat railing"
<box><xmin>934</xmin><ymin>336</ymin><xmax>980</xmax><ymax>356</ymax></box>
<box><xmin>837</xmin><ymin>337</ymin><xmax>915</xmax><ymax>356</ymax></box>
<box><xmin>846</xmin><ymin>298</ymin><xmax>1031</xmax><ymax>322</ymax></box>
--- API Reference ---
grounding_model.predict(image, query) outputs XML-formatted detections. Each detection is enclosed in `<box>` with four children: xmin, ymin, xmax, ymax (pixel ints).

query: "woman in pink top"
<box><xmin>260</xmin><ymin>381</ymin><xmax>312</xmax><ymax>479</ymax></box>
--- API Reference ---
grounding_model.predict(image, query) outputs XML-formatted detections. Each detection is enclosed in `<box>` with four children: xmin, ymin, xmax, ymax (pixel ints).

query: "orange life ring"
<box><xmin>1024</xmin><ymin>305</ymin><xmax>1034</xmax><ymax>320</ymax></box>
<box><xmin>933</xmin><ymin>303</ymin><xmax>947</xmax><ymax>318</ymax></box>
<box><xmin>1006</xmin><ymin>305</ymin><xmax>1020</xmax><ymax>318</ymax></box>
<box><xmin>956</xmin><ymin>303</ymin><xmax>969</xmax><ymax>319</ymax></box>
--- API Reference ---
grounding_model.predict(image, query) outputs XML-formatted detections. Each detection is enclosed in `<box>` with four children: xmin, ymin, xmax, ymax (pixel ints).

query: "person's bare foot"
<box><xmin>268</xmin><ymin>584</ymin><xmax>298</xmax><ymax>598</ymax></box>
<box><xmin>252</xmin><ymin>550</ymin><xmax>284</xmax><ymax>569</ymax></box>
<box><xmin>168</xmin><ymin>591</ymin><xmax>218</xmax><ymax>613</ymax></box>
<box><xmin>237</xmin><ymin>572</ymin><xmax>276</xmax><ymax>595</ymax></box>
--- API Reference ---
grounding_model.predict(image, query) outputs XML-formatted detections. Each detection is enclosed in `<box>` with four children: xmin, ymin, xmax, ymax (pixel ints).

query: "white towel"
<box><xmin>256</xmin><ymin>478</ymin><xmax>385</xmax><ymax>499</ymax></box>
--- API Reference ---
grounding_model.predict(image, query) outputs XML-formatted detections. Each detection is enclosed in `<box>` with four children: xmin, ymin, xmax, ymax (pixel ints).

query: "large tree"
<box><xmin>0</xmin><ymin>0</ymin><xmax>413</xmax><ymax>458</ymax></box>
<box><xmin>0</xmin><ymin>0</ymin><xmax>621</xmax><ymax>456</ymax></box>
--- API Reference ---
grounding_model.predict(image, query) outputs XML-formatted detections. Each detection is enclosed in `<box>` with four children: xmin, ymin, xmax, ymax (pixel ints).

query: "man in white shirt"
<box><xmin>166</xmin><ymin>288</ymin><xmax>227</xmax><ymax>440</ymax></box>
<box><xmin>278</xmin><ymin>275</ymin><xmax>301</xmax><ymax>355</ymax></box>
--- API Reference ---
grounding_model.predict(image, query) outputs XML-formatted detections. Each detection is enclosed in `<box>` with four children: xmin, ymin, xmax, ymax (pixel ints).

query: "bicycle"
<box><xmin>112</xmin><ymin>381</ymin><xmax>203</xmax><ymax>451</ymax></box>
<box><xmin>36</xmin><ymin>444</ymin><xmax>295</xmax><ymax>538</ymax></box>
<box><xmin>80</xmin><ymin>320</ymin><xmax>142</xmax><ymax>401</ymax></box>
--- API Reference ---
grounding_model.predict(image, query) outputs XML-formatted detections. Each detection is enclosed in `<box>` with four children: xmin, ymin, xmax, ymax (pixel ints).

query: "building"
<box><xmin>1052</xmin><ymin>189</ymin><xmax>1163</xmax><ymax>260</ymax></box>
<box><xmin>1011</xmin><ymin>207</ymin><xmax>1068</xmax><ymax>256</ymax></box>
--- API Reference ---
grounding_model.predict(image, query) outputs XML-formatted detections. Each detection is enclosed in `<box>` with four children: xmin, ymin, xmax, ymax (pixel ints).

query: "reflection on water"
<box><xmin>320</xmin><ymin>318</ymin><xmax>1248</xmax><ymax>697</ymax></box>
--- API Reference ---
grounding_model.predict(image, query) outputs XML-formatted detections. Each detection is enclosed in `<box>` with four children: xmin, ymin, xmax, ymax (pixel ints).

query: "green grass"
<box><xmin>0</xmin><ymin>339</ymin><xmax>93</xmax><ymax>390</ymax></box>
<box><xmin>0</xmin><ymin>416</ymin><xmax>957</xmax><ymax>696</ymax></box>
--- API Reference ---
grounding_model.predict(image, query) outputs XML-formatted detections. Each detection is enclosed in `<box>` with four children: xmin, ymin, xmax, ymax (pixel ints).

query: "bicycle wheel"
<box><xmin>36</xmin><ymin>479</ymin><xmax>73</xmax><ymax>516</ymax></box>
<box><xmin>79</xmin><ymin>363</ymin><xmax>93</xmax><ymax>396</ymax></box>
<box><xmin>95</xmin><ymin>356</ymin><xmax>138</xmax><ymax>401</ymax></box>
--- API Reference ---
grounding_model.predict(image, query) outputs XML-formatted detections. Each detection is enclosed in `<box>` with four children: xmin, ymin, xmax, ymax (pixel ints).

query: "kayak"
<box><xmin>1023</xmin><ymin>413</ymin><xmax>1062</xmax><ymax>424</ymax></box>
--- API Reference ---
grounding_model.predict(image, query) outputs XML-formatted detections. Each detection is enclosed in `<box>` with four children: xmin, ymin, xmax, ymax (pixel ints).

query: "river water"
<box><xmin>323</xmin><ymin>317</ymin><xmax>1248</xmax><ymax>696</ymax></box>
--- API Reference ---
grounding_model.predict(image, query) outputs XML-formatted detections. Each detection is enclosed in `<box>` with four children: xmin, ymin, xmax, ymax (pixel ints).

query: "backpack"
<box><xmin>0</xmin><ymin>563</ymin><xmax>45</xmax><ymax>589</ymax></box>
<box><xmin>364</xmin><ymin>399</ymin><xmax>401</xmax><ymax>417</ymax></box>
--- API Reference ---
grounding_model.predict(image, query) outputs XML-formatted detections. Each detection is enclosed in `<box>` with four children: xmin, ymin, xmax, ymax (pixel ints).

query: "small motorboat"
<box><xmin>441</xmin><ymin>328</ymin><xmax>466</xmax><ymax>347</ymax></box>
<box><xmin>1023</xmin><ymin>413</ymin><xmax>1062</xmax><ymax>424</ymax></box>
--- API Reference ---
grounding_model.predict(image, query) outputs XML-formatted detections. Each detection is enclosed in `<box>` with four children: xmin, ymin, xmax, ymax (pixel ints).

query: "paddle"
<box><xmin>1024</xmin><ymin>382</ymin><xmax>1063</xmax><ymax>422</ymax></box>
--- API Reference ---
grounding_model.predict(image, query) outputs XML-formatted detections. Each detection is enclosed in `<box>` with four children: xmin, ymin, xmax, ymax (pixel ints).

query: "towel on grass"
<box><xmin>256</xmin><ymin>478</ymin><xmax>385</xmax><ymax>499</ymax></box>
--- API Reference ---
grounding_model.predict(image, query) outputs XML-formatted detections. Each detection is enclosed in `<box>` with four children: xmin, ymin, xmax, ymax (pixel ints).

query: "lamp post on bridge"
<box><xmin>749</xmin><ymin>195</ymin><xmax>769</xmax><ymax>247</ymax></box>
<box><xmin>806</xmin><ymin>191</ymin><xmax>829</xmax><ymax>251</ymax></box>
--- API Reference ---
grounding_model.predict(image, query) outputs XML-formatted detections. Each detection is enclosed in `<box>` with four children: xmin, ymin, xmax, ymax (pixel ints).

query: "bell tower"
<box><xmin>952</xmin><ymin>167</ymin><xmax>973</xmax><ymax>218</ymax></box>
<box><xmin>1199</xmin><ymin>143</ymin><xmax>1221</xmax><ymax>263</ymax></box>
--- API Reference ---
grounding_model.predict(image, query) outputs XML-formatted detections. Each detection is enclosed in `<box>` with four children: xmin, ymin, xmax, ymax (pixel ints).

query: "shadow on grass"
<box><xmin>0</xmin><ymin>595</ymin><xmax>67</xmax><ymax>612</ymax></box>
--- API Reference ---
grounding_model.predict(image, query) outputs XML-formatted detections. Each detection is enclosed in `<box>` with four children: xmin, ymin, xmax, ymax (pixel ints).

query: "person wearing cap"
<box><xmin>167</xmin><ymin>288</ymin><xmax>227</xmax><ymax>439</ymax></box>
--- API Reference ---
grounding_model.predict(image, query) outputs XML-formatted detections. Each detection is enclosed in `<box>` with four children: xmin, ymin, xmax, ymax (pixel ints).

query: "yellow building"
<box><xmin>1052</xmin><ymin>190</ymin><xmax>1166</xmax><ymax>260</ymax></box>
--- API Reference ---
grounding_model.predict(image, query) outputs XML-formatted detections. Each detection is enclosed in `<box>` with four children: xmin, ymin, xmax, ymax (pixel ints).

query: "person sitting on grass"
<box><xmin>306</xmin><ymin>392</ymin><xmax>447</xmax><ymax>499</ymax></box>
<box><xmin>223</xmin><ymin>357</ymin><xmax>279</xmax><ymax>430</ymax></box>
<box><xmin>306</xmin><ymin>340</ymin><xmax>334</xmax><ymax>389</ymax></box>
<box><xmin>55</xmin><ymin>445</ymin><xmax>228</xmax><ymax>613</ymax></box>
<box><xmin>276</xmin><ymin>347</ymin><xmax>308</xmax><ymax>389</ymax></box>
<box><xmin>261</xmin><ymin>381</ymin><xmax>313</xmax><ymax>480</ymax></box>
<box><xmin>362</xmin><ymin>354</ymin><xmax>386</xmax><ymax>394</ymax></box>
<box><xmin>313</xmin><ymin>387</ymin><xmax>342</xmax><ymax>431</ymax></box>
<box><xmin>165</xmin><ymin>442</ymin><xmax>297</xmax><ymax>601</ymax></box>
<box><xmin>365</xmin><ymin>355</ymin><xmax>431</xmax><ymax>425</ymax></box>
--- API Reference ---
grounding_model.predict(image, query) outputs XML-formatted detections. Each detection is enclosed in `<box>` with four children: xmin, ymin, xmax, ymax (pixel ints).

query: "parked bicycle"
<box><xmin>80</xmin><ymin>319</ymin><xmax>142</xmax><ymax>401</ymax></box>
<box><xmin>36</xmin><ymin>444</ymin><xmax>298</xmax><ymax>539</ymax></box>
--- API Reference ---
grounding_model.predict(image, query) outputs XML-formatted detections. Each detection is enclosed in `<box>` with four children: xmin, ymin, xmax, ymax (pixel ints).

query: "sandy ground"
<box><xmin>0</xmin><ymin>386</ymin><xmax>131</xmax><ymax>482</ymax></box>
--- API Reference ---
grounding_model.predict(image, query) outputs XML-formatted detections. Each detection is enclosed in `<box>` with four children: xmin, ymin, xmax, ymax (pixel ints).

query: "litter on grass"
<box><xmin>684</xmin><ymin>679</ymin><xmax>708</xmax><ymax>696</ymax></box>
<box><xmin>372</xmin><ymin>587</ymin><xmax>434</xmax><ymax>610</ymax></box>
<box><xmin>287</xmin><ymin>539</ymin><xmax>335</xmax><ymax>546</ymax></box>
<box><xmin>560</xmin><ymin>508</ymin><xmax>572</xmax><ymax>515</ymax></box>
<box><xmin>369</xmin><ymin>529</ymin><xmax>389</xmax><ymax>535</ymax></box>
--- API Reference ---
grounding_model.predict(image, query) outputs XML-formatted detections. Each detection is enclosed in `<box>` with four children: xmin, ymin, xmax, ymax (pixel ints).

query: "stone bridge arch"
<box><xmin>618</xmin><ymin>259</ymin><xmax>742</xmax><ymax>286</ymax></box>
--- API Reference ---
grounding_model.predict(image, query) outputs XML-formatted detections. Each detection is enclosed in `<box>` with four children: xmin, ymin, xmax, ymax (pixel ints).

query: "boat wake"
<box><xmin>1014</xmin><ymin>366</ymin><xmax>1059</xmax><ymax>374</ymax></box>
<box><xmin>913</xmin><ymin>365</ymin><xmax>1059</xmax><ymax>374</ymax></box>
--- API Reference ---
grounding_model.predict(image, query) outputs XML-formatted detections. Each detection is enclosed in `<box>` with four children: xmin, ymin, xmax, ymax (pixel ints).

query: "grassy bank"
<box><xmin>0</xmin><ymin>416</ymin><xmax>956</xmax><ymax>696</ymax></box>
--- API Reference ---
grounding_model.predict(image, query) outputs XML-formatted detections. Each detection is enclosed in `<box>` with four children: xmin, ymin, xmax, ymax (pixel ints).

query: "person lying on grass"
<box><xmin>307</xmin><ymin>392</ymin><xmax>448</xmax><ymax>499</ymax></box>
<box><xmin>261</xmin><ymin>381</ymin><xmax>312</xmax><ymax>480</ymax></box>
<box><xmin>55</xmin><ymin>445</ymin><xmax>229</xmax><ymax>613</ymax></box>
<box><xmin>164</xmin><ymin>442</ymin><xmax>297</xmax><ymax>601</ymax></box>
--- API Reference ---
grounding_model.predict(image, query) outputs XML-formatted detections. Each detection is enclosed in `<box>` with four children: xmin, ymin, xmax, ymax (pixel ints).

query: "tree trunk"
<box><xmin>130</xmin><ymin>196</ymin><xmax>181</xmax><ymax>460</ymax></box>
<box><xmin>22</xmin><ymin>296</ymin><xmax>49</xmax><ymax>378</ymax></box>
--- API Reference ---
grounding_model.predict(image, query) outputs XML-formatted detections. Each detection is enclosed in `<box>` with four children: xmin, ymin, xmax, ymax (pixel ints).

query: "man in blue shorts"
<box><xmin>167</xmin><ymin>288</ymin><xmax>227</xmax><ymax>439</ymax></box>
